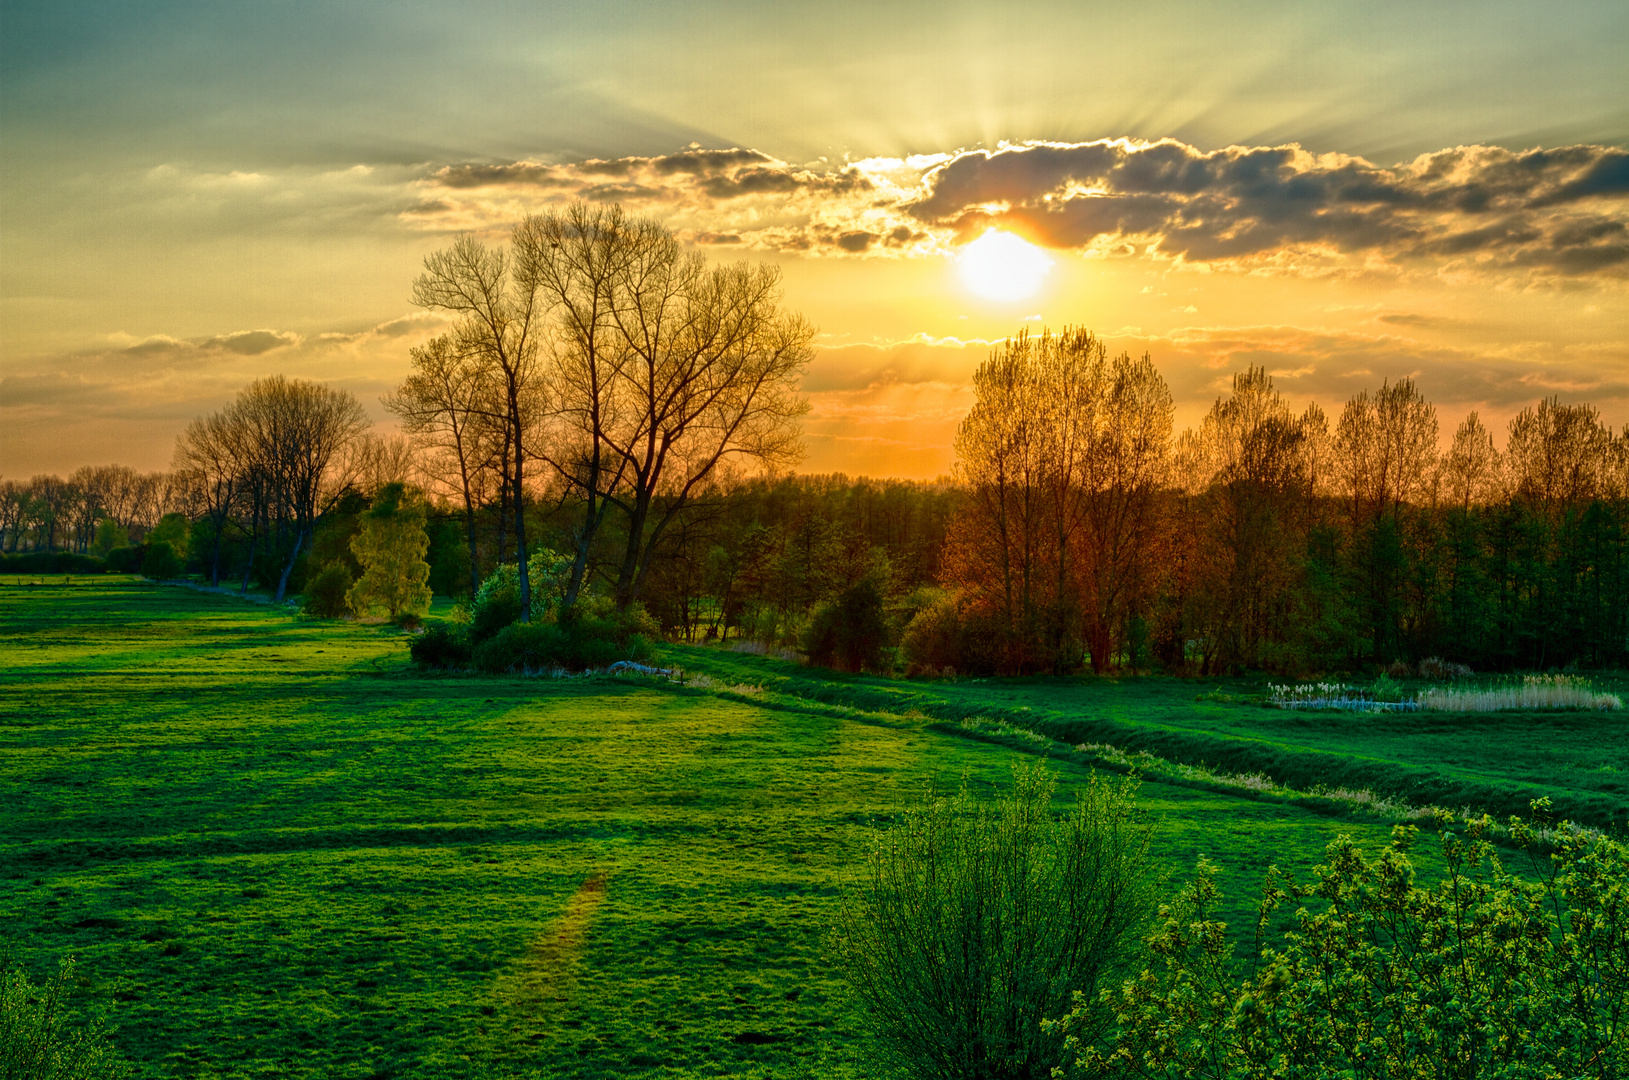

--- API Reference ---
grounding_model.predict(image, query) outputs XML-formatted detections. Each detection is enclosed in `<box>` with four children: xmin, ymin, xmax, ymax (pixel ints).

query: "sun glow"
<box><xmin>957</xmin><ymin>229</ymin><xmax>1054</xmax><ymax>302</ymax></box>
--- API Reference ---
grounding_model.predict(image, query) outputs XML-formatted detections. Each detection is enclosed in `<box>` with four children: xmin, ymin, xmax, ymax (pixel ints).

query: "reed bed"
<box><xmin>1267</xmin><ymin>682</ymin><xmax>1421</xmax><ymax>712</ymax></box>
<box><xmin>1418</xmin><ymin>674</ymin><xmax>1622</xmax><ymax>712</ymax></box>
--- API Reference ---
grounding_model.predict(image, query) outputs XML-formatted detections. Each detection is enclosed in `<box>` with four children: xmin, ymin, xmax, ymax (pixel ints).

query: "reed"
<box><xmin>1419</xmin><ymin>674</ymin><xmax>1622</xmax><ymax>712</ymax></box>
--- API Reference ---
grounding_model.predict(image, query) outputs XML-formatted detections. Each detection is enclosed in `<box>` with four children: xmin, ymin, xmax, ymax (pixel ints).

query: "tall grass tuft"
<box><xmin>1419</xmin><ymin>674</ymin><xmax>1623</xmax><ymax>712</ymax></box>
<box><xmin>833</xmin><ymin>761</ymin><xmax>1155</xmax><ymax>1080</ymax></box>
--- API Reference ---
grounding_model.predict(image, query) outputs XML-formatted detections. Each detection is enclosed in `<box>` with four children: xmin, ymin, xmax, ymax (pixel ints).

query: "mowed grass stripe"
<box><xmin>2</xmin><ymin>583</ymin><xmax>1442</xmax><ymax>1079</ymax></box>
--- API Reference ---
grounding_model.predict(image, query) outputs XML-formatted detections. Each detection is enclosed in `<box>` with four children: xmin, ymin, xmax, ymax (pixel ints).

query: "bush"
<box><xmin>301</xmin><ymin>563</ymin><xmax>355</xmax><ymax>618</ymax></box>
<box><xmin>1062</xmin><ymin>805</ymin><xmax>1629</xmax><ymax>1078</ymax></box>
<box><xmin>409</xmin><ymin>625</ymin><xmax>473</xmax><ymax>669</ymax></box>
<box><xmin>801</xmin><ymin>577</ymin><xmax>890</xmax><ymax>672</ymax></box>
<box><xmin>1418</xmin><ymin>655</ymin><xmax>1474</xmax><ymax>680</ymax></box>
<box><xmin>833</xmin><ymin>762</ymin><xmax>1155</xmax><ymax>1080</ymax></box>
<box><xmin>0</xmin><ymin>955</ymin><xmax>129</xmax><ymax>1079</ymax></box>
<box><xmin>139</xmin><ymin>541</ymin><xmax>183</xmax><ymax>580</ymax></box>
<box><xmin>104</xmin><ymin>547</ymin><xmax>143</xmax><ymax>574</ymax></box>
<box><xmin>0</xmin><ymin>552</ymin><xmax>106</xmax><ymax>575</ymax></box>
<box><xmin>471</xmin><ymin>611</ymin><xmax>656</xmax><ymax>674</ymax></box>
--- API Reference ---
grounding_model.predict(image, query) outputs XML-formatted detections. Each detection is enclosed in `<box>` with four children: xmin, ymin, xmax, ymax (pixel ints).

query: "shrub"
<box><xmin>1417</xmin><ymin>655</ymin><xmax>1474</xmax><ymax>681</ymax></box>
<box><xmin>1385</xmin><ymin>658</ymin><xmax>1412</xmax><ymax>678</ymax></box>
<box><xmin>139</xmin><ymin>541</ymin><xmax>183</xmax><ymax>580</ymax></box>
<box><xmin>409</xmin><ymin>625</ymin><xmax>473</xmax><ymax>669</ymax></box>
<box><xmin>0</xmin><ymin>552</ymin><xmax>107</xmax><ymax>575</ymax></box>
<box><xmin>801</xmin><ymin>577</ymin><xmax>890</xmax><ymax>672</ymax></box>
<box><xmin>301</xmin><ymin>563</ymin><xmax>354</xmax><ymax>618</ymax></box>
<box><xmin>0</xmin><ymin>955</ymin><xmax>129</xmax><ymax>1079</ymax></box>
<box><xmin>832</xmin><ymin>761</ymin><xmax>1155</xmax><ymax>1080</ymax></box>
<box><xmin>467</xmin><ymin>552</ymin><xmax>577</xmax><ymax>643</ymax></box>
<box><xmin>1060</xmin><ymin>805</ymin><xmax>1629</xmax><ymax>1079</ymax></box>
<box><xmin>470</xmin><ymin>609</ymin><xmax>656</xmax><ymax>674</ymax></box>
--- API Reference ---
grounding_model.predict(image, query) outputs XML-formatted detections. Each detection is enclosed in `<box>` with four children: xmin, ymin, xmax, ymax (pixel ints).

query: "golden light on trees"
<box><xmin>957</xmin><ymin>229</ymin><xmax>1053</xmax><ymax>303</ymax></box>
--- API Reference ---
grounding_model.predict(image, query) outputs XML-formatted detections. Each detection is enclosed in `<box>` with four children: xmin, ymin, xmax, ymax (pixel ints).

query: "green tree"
<box><xmin>346</xmin><ymin>483</ymin><xmax>432</xmax><ymax>619</ymax></box>
<box><xmin>147</xmin><ymin>513</ymin><xmax>190</xmax><ymax>559</ymax></box>
<box><xmin>91</xmin><ymin>519</ymin><xmax>128</xmax><ymax>557</ymax></box>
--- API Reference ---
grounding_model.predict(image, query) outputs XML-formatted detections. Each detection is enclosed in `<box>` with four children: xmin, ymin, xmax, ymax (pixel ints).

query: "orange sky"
<box><xmin>3</xmin><ymin>3</ymin><xmax>1625</xmax><ymax>479</ymax></box>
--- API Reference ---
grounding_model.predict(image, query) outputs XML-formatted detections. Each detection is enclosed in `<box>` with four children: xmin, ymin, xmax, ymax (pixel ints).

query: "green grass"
<box><xmin>671</xmin><ymin>647</ymin><xmax>1629</xmax><ymax>829</ymax></box>
<box><xmin>3</xmin><ymin>581</ymin><xmax>1455</xmax><ymax>1078</ymax></box>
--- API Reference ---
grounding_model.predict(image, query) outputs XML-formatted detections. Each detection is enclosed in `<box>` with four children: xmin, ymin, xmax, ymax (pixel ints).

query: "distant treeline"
<box><xmin>7</xmin><ymin>320</ymin><xmax>1624</xmax><ymax>676</ymax></box>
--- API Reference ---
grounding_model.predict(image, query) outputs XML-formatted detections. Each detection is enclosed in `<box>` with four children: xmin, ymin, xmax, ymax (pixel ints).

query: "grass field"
<box><xmin>671</xmin><ymin>648</ymin><xmax>1629</xmax><ymax>829</ymax></box>
<box><xmin>0</xmin><ymin>580</ymin><xmax>1557</xmax><ymax>1079</ymax></box>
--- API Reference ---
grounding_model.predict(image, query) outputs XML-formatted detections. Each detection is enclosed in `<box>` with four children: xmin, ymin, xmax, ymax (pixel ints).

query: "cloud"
<box><xmin>201</xmin><ymin>329</ymin><xmax>301</xmax><ymax>355</ymax></box>
<box><xmin>405</xmin><ymin>138</ymin><xmax>1628</xmax><ymax>282</ymax></box>
<box><xmin>908</xmin><ymin>139</ymin><xmax>1629</xmax><ymax>279</ymax></box>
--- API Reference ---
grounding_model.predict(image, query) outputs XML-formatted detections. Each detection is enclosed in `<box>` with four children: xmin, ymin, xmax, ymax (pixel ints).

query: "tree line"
<box><xmin>9</xmin><ymin>203</ymin><xmax>1623</xmax><ymax>675</ymax></box>
<box><xmin>921</xmin><ymin>328</ymin><xmax>1629</xmax><ymax>675</ymax></box>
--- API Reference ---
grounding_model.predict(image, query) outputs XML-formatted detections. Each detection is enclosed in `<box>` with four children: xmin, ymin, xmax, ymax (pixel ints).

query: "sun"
<box><xmin>957</xmin><ymin>229</ymin><xmax>1054</xmax><ymax>302</ymax></box>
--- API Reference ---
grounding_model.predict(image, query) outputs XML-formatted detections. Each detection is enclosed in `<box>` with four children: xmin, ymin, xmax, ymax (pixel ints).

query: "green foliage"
<box><xmin>467</xmin><ymin>552</ymin><xmax>574</xmax><ymax>643</ymax></box>
<box><xmin>1370</xmin><ymin>671</ymin><xmax>1405</xmax><ymax>701</ymax></box>
<box><xmin>801</xmin><ymin>577</ymin><xmax>890</xmax><ymax>673</ymax></box>
<box><xmin>90</xmin><ymin>520</ymin><xmax>128</xmax><ymax>558</ymax></box>
<box><xmin>833</xmin><ymin>761</ymin><xmax>1156</xmax><ymax>1080</ymax></box>
<box><xmin>138</xmin><ymin>542</ymin><xmax>182</xmax><ymax>581</ymax></box>
<box><xmin>0</xmin><ymin>552</ymin><xmax>105</xmax><ymax>574</ymax></box>
<box><xmin>900</xmin><ymin>590</ymin><xmax>966</xmax><ymax>672</ymax></box>
<box><xmin>146</xmin><ymin>514</ymin><xmax>190</xmax><ymax>560</ymax></box>
<box><xmin>300</xmin><ymin>563</ymin><xmax>354</xmax><ymax>618</ymax></box>
<box><xmin>471</xmin><ymin>608</ymin><xmax>656</xmax><ymax>674</ymax></box>
<box><xmin>346</xmin><ymin>483</ymin><xmax>432</xmax><ymax>620</ymax></box>
<box><xmin>407</xmin><ymin>624</ymin><xmax>472</xmax><ymax>669</ymax></box>
<box><xmin>1</xmin><ymin>955</ymin><xmax>128</xmax><ymax>1079</ymax></box>
<box><xmin>1063</xmin><ymin>807</ymin><xmax>1629</xmax><ymax>1079</ymax></box>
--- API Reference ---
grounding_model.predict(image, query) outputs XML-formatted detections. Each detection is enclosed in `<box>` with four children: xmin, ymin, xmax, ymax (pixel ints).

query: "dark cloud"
<box><xmin>123</xmin><ymin>335</ymin><xmax>192</xmax><ymax>356</ymax></box>
<box><xmin>201</xmin><ymin>329</ymin><xmax>300</xmax><ymax>355</ymax></box>
<box><xmin>912</xmin><ymin>140</ymin><xmax>1629</xmax><ymax>278</ymax></box>
<box><xmin>694</xmin><ymin>231</ymin><xmax>742</xmax><ymax>245</ymax></box>
<box><xmin>430</xmin><ymin>162</ymin><xmax>572</xmax><ymax>189</ymax></box>
<box><xmin>835</xmin><ymin>231</ymin><xmax>878</xmax><ymax>253</ymax></box>
<box><xmin>650</xmin><ymin>148</ymin><xmax>772</xmax><ymax>176</ymax></box>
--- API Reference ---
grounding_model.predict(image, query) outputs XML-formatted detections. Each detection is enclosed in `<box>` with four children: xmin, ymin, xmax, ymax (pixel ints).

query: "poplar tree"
<box><xmin>347</xmin><ymin>483</ymin><xmax>433</xmax><ymax>619</ymax></box>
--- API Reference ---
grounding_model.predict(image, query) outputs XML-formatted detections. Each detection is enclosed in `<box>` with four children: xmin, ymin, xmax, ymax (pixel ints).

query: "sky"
<box><xmin>2</xmin><ymin>0</ymin><xmax>1626</xmax><ymax>480</ymax></box>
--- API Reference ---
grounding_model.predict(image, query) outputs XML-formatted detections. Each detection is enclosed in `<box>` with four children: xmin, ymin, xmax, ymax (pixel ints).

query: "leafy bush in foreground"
<box><xmin>0</xmin><ymin>955</ymin><xmax>128</xmax><ymax>1079</ymax></box>
<box><xmin>833</xmin><ymin>762</ymin><xmax>1155</xmax><ymax>1080</ymax></box>
<box><xmin>1058</xmin><ymin>802</ymin><xmax>1629</xmax><ymax>1079</ymax></box>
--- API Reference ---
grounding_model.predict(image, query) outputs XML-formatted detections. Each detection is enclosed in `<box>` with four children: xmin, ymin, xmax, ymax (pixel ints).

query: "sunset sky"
<box><xmin>2</xmin><ymin>0</ymin><xmax>1626</xmax><ymax>479</ymax></box>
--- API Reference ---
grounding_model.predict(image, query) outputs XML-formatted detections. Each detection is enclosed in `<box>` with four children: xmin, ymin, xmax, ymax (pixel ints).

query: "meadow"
<box><xmin>1</xmin><ymin>581</ymin><xmax>1610</xmax><ymax>1078</ymax></box>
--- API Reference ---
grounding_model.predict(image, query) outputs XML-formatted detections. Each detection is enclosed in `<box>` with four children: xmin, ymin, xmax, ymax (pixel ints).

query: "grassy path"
<box><xmin>2</xmin><ymin>581</ymin><xmax>1446</xmax><ymax>1078</ymax></box>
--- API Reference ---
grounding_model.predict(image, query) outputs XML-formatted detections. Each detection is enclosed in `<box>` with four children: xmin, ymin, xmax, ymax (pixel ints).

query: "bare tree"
<box><xmin>232</xmin><ymin>376</ymin><xmax>370</xmax><ymax>601</ymax></box>
<box><xmin>517</xmin><ymin>203</ymin><xmax>641</xmax><ymax>612</ymax></box>
<box><xmin>384</xmin><ymin>333</ymin><xmax>503</xmax><ymax>598</ymax></box>
<box><xmin>601</xmin><ymin>253</ymin><xmax>814</xmax><ymax>607</ymax></box>
<box><xmin>1443</xmin><ymin>411</ymin><xmax>1503</xmax><ymax>512</ymax></box>
<box><xmin>413</xmin><ymin>237</ymin><xmax>548</xmax><ymax>621</ymax></box>
<box><xmin>1505</xmin><ymin>397</ymin><xmax>1613</xmax><ymax>511</ymax></box>
<box><xmin>174</xmin><ymin>408</ymin><xmax>251</xmax><ymax>585</ymax></box>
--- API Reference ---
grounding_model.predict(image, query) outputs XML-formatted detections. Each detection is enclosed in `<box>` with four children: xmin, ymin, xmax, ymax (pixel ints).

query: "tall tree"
<box><xmin>413</xmin><ymin>236</ymin><xmax>548</xmax><ymax>621</ymax></box>
<box><xmin>384</xmin><ymin>333</ymin><xmax>504</xmax><ymax>599</ymax></box>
